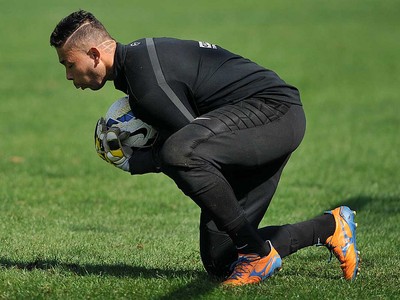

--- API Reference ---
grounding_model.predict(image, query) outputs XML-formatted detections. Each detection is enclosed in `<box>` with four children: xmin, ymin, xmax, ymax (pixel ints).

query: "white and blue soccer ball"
<box><xmin>105</xmin><ymin>96</ymin><xmax>157</xmax><ymax>148</ymax></box>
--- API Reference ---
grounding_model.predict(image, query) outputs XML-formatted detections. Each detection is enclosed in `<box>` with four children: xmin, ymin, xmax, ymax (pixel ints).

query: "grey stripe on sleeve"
<box><xmin>145</xmin><ymin>38</ymin><xmax>195</xmax><ymax>122</ymax></box>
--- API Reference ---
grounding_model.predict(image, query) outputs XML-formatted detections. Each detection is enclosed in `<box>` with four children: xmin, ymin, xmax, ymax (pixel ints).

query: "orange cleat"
<box><xmin>325</xmin><ymin>206</ymin><xmax>360</xmax><ymax>280</ymax></box>
<box><xmin>222</xmin><ymin>241</ymin><xmax>282</xmax><ymax>286</ymax></box>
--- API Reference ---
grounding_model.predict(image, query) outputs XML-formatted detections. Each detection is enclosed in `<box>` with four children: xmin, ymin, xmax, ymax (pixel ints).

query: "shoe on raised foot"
<box><xmin>325</xmin><ymin>206</ymin><xmax>360</xmax><ymax>280</ymax></box>
<box><xmin>222</xmin><ymin>241</ymin><xmax>282</xmax><ymax>286</ymax></box>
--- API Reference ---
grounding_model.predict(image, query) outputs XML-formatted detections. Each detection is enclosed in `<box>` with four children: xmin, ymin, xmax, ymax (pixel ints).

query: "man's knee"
<box><xmin>159</xmin><ymin>124</ymin><xmax>212</xmax><ymax>169</ymax></box>
<box><xmin>202</xmin><ymin>255</ymin><xmax>232</xmax><ymax>279</ymax></box>
<box><xmin>200</xmin><ymin>220</ymin><xmax>237</xmax><ymax>278</ymax></box>
<box><xmin>160</xmin><ymin>134</ymin><xmax>191</xmax><ymax>168</ymax></box>
<box><xmin>201</xmin><ymin>242</ymin><xmax>236</xmax><ymax>278</ymax></box>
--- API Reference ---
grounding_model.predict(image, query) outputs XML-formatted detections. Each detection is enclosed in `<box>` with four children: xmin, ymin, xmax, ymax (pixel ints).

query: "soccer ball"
<box><xmin>105</xmin><ymin>96</ymin><xmax>157</xmax><ymax>148</ymax></box>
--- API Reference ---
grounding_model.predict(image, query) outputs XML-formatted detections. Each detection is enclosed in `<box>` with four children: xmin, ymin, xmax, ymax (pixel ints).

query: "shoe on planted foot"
<box><xmin>222</xmin><ymin>241</ymin><xmax>282</xmax><ymax>286</ymax></box>
<box><xmin>325</xmin><ymin>206</ymin><xmax>360</xmax><ymax>280</ymax></box>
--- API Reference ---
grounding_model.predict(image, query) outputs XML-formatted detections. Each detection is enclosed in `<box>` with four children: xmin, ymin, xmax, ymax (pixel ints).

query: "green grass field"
<box><xmin>0</xmin><ymin>0</ymin><xmax>399</xmax><ymax>299</ymax></box>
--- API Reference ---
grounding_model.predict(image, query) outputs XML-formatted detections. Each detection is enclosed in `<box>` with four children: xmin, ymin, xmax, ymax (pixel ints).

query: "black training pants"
<box><xmin>160</xmin><ymin>98</ymin><xmax>306</xmax><ymax>276</ymax></box>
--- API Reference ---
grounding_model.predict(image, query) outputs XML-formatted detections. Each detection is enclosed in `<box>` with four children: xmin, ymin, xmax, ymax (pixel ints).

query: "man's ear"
<box><xmin>88</xmin><ymin>47</ymin><xmax>101</xmax><ymax>67</ymax></box>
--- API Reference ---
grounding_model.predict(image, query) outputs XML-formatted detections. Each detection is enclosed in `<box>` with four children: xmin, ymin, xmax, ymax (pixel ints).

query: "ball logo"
<box><xmin>130</xmin><ymin>127</ymin><xmax>148</xmax><ymax>138</ymax></box>
<box><xmin>104</xmin><ymin>96</ymin><xmax>158</xmax><ymax>149</ymax></box>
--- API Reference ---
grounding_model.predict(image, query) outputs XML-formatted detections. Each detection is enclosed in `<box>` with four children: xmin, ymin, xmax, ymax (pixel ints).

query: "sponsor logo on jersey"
<box><xmin>130</xmin><ymin>41</ymin><xmax>141</xmax><ymax>47</ymax></box>
<box><xmin>198</xmin><ymin>41</ymin><xmax>217</xmax><ymax>49</ymax></box>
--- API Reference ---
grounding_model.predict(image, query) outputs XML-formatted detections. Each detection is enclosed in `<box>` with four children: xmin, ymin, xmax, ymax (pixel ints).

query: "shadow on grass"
<box><xmin>332</xmin><ymin>194</ymin><xmax>399</xmax><ymax>215</ymax></box>
<box><xmin>0</xmin><ymin>258</ymin><xmax>199</xmax><ymax>278</ymax></box>
<box><xmin>0</xmin><ymin>258</ymin><xmax>219</xmax><ymax>298</ymax></box>
<box><xmin>155</xmin><ymin>278</ymin><xmax>220</xmax><ymax>300</ymax></box>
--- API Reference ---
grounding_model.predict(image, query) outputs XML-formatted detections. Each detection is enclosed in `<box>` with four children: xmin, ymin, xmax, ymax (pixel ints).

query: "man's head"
<box><xmin>50</xmin><ymin>10</ymin><xmax>116</xmax><ymax>90</ymax></box>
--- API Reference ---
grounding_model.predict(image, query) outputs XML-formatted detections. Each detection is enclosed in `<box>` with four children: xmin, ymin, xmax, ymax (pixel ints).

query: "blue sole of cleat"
<box><xmin>339</xmin><ymin>206</ymin><xmax>360</xmax><ymax>280</ymax></box>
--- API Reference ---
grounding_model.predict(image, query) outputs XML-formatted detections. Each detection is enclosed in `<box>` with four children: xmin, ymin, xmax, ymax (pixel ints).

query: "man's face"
<box><xmin>56</xmin><ymin>46</ymin><xmax>107</xmax><ymax>91</ymax></box>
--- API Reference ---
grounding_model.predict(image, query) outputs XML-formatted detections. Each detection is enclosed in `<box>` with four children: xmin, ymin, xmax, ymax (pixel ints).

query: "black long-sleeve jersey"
<box><xmin>113</xmin><ymin>37</ymin><xmax>301</xmax><ymax>136</ymax></box>
<box><xmin>112</xmin><ymin>38</ymin><xmax>301</xmax><ymax>174</ymax></box>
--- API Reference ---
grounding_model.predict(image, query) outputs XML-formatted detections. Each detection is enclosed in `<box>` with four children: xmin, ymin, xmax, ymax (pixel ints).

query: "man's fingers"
<box><xmin>105</xmin><ymin>130</ymin><xmax>120</xmax><ymax>150</ymax></box>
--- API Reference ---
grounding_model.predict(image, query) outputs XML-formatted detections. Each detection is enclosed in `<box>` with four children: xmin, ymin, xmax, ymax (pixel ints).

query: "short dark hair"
<box><xmin>50</xmin><ymin>10</ymin><xmax>113</xmax><ymax>48</ymax></box>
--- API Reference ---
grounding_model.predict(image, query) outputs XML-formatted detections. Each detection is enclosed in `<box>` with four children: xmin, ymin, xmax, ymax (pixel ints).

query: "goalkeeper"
<box><xmin>50</xmin><ymin>10</ymin><xmax>360</xmax><ymax>285</ymax></box>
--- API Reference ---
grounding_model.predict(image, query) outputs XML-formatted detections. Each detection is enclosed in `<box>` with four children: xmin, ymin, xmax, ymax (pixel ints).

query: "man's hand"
<box><xmin>94</xmin><ymin>118</ymin><xmax>133</xmax><ymax>172</ymax></box>
<box><xmin>103</xmin><ymin>127</ymin><xmax>133</xmax><ymax>172</ymax></box>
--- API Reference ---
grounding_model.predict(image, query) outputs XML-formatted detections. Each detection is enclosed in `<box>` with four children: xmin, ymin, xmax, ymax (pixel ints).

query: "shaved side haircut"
<box><xmin>50</xmin><ymin>10</ymin><xmax>114</xmax><ymax>49</ymax></box>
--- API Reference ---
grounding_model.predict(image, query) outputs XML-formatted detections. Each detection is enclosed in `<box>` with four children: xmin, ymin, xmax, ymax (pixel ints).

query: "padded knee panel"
<box><xmin>160</xmin><ymin>123</ymin><xmax>214</xmax><ymax>168</ymax></box>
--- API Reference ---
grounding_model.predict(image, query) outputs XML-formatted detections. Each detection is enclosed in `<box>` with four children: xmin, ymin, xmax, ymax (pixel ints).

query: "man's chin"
<box><xmin>76</xmin><ymin>80</ymin><xmax>106</xmax><ymax>91</ymax></box>
<box><xmin>90</xmin><ymin>82</ymin><xmax>106</xmax><ymax>91</ymax></box>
